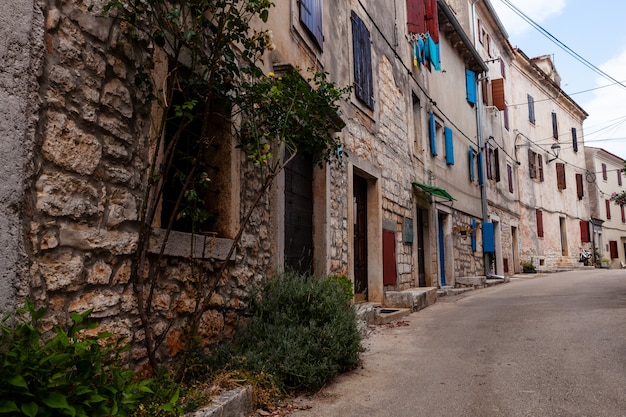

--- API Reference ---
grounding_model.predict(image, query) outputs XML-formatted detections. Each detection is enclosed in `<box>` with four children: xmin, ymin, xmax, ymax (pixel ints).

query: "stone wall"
<box><xmin>0</xmin><ymin>0</ymin><xmax>44</xmax><ymax>314</ymax></box>
<box><xmin>20</xmin><ymin>0</ymin><xmax>273</xmax><ymax>364</ymax></box>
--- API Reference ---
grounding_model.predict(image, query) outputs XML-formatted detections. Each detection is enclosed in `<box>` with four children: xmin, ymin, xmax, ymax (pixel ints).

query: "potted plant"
<box><xmin>452</xmin><ymin>224</ymin><xmax>475</xmax><ymax>239</ymax></box>
<box><xmin>600</xmin><ymin>258</ymin><xmax>610</xmax><ymax>268</ymax></box>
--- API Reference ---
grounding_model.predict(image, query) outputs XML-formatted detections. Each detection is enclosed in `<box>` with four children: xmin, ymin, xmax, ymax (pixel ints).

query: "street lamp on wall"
<box><xmin>547</xmin><ymin>143</ymin><xmax>561</xmax><ymax>163</ymax></box>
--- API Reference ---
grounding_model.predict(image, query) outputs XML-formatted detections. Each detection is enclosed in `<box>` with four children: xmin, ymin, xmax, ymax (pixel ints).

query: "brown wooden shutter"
<box><xmin>551</xmin><ymin>112</ymin><xmax>558</xmax><ymax>139</ymax></box>
<box><xmin>538</xmin><ymin>154</ymin><xmax>544</xmax><ymax>182</ymax></box>
<box><xmin>556</xmin><ymin>163</ymin><xmax>566</xmax><ymax>190</ymax></box>
<box><xmin>606</xmin><ymin>199</ymin><xmax>612</xmax><ymax>219</ymax></box>
<box><xmin>507</xmin><ymin>164</ymin><xmax>513</xmax><ymax>193</ymax></box>
<box><xmin>494</xmin><ymin>148</ymin><xmax>501</xmax><ymax>182</ymax></box>
<box><xmin>536</xmin><ymin>209</ymin><xmax>544</xmax><ymax>238</ymax></box>
<box><xmin>486</xmin><ymin>144</ymin><xmax>492</xmax><ymax>180</ymax></box>
<box><xmin>618</xmin><ymin>169</ymin><xmax>623</xmax><ymax>186</ymax></box>
<box><xmin>528</xmin><ymin>149</ymin><xmax>536</xmax><ymax>179</ymax></box>
<box><xmin>576</xmin><ymin>173</ymin><xmax>584</xmax><ymax>199</ymax></box>
<box><xmin>406</xmin><ymin>0</ymin><xmax>426</xmax><ymax>34</ymax></box>
<box><xmin>383</xmin><ymin>229</ymin><xmax>397</xmax><ymax>285</ymax></box>
<box><xmin>492</xmin><ymin>78</ymin><xmax>506</xmax><ymax>111</ymax></box>
<box><xmin>610</xmin><ymin>240</ymin><xmax>618</xmax><ymax>259</ymax></box>
<box><xmin>579</xmin><ymin>220</ymin><xmax>590</xmax><ymax>243</ymax></box>
<box><xmin>602</xmin><ymin>163</ymin><xmax>607</xmax><ymax>180</ymax></box>
<box><xmin>424</xmin><ymin>0</ymin><xmax>439</xmax><ymax>43</ymax></box>
<box><xmin>482</xmin><ymin>79</ymin><xmax>489</xmax><ymax>105</ymax></box>
<box><xmin>571</xmin><ymin>127</ymin><xmax>578</xmax><ymax>152</ymax></box>
<box><xmin>622</xmin><ymin>205</ymin><xmax>625</xmax><ymax>223</ymax></box>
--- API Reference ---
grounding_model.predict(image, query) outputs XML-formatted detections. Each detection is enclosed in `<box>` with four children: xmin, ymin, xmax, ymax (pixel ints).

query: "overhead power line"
<box><xmin>499</xmin><ymin>0</ymin><xmax>626</xmax><ymax>92</ymax></box>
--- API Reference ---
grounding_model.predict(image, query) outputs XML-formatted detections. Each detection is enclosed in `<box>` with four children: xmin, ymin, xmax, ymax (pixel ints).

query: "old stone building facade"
<box><xmin>0</xmin><ymin>0</ymin><xmax>604</xmax><ymax>365</ymax></box>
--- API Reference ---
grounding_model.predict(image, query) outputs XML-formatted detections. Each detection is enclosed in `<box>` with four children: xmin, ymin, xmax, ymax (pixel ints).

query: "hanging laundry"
<box><xmin>423</xmin><ymin>35</ymin><xmax>431</xmax><ymax>70</ymax></box>
<box><xmin>426</xmin><ymin>33</ymin><xmax>440</xmax><ymax>71</ymax></box>
<box><xmin>418</xmin><ymin>37</ymin><xmax>425</xmax><ymax>65</ymax></box>
<box><xmin>413</xmin><ymin>41</ymin><xmax>420</xmax><ymax>69</ymax></box>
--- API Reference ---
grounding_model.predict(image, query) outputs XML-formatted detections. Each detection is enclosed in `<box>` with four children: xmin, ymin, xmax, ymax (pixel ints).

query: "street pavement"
<box><xmin>289</xmin><ymin>269</ymin><xmax>626</xmax><ymax>417</ymax></box>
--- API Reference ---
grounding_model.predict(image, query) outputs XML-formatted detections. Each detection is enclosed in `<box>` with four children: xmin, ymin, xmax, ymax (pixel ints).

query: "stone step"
<box><xmin>384</xmin><ymin>287</ymin><xmax>437</xmax><ymax>312</ymax></box>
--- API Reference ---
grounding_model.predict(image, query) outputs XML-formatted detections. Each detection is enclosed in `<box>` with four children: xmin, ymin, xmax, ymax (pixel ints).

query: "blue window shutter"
<box><xmin>352</xmin><ymin>12</ymin><xmax>374</xmax><ymax>109</ymax></box>
<box><xmin>444</xmin><ymin>126</ymin><xmax>454</xmax><ymax>165</ymax></box>
<box><xmin>471</xmin><ymin>219</ymin><xmax>477</xmax><ymax>252</ymax></box>
<box><xmin>300</xmin><ymin>0</ymin><xmax>323</xmax><ymax>50</ymax></box>
<box><xmin>483</xmin><ymin>222</ymin><xmax>495</xmax><ymax>253</ymax></box>
<box><xmin>429</xmin><ymin>112</ymin><xmax>437</xmax><ymax>156</ymax></box>
<box><xmin>466</xmin><ymin>70</ymin><xmax>476</xmax><ymax>104</ymax></box>
<box><xmin>469</xmin><ymin>146</ymin><xmax>475</xmax><ymax>181</ymax></box>
<box><xmin>477</xmin><ymin>150</ymin><xmax>484</xmax><ymax>185</ymax></box>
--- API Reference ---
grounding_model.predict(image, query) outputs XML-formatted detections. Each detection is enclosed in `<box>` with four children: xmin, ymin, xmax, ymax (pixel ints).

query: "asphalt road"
<box><xmin>290</xmin><ymin>270</ymin><xmax>626</xmax><ymax>417</ymax></box>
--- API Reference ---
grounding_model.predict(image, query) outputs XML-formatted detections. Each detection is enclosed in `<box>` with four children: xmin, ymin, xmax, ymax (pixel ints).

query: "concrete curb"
<box><xmin>185</xmin><ymin>385</ymin><xmax>253</xmax><ymax>417</ymax></box>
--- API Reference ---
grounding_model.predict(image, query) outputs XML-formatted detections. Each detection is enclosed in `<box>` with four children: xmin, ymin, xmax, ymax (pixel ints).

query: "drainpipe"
<box><xmin>471</xmin><ymin>0</ymin><xmax>491</xmax><ymax>276</ymax></box>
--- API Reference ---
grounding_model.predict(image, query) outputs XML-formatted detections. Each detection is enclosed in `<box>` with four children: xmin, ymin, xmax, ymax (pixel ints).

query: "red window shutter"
<box><xmin>610</xmin><ymin>241</ymin><xmax>618</xmax><ymax>259</ymax></box>
<box><xmin>536</xmin><ymin>209</ymin><xmax>544</xmax><ymax>238</ymax></box>
<box><xmin>618</xmin><ymin>169</ymin><xmax>623</xmax><ymax>186</ymax></box>
<box><xmin>406</xmin><ymin>0</ymin><xmax>426</xmax><ymax>34</ymax></box>
<box><xmin>507</xmin><ymin>164</ymin><xmax>513</xmax><ymax>193</ymax></box>
<box><xmin>622</xmin><ymin>205</ymin><xmax>625</xmax><ymax>223</ymax></box>
<box><xmin>424</xmin><ymin>0</ymin><xmax>439</xmax><ymax>43</ymax></box>
<box><xmin>556</xmin><ymin>163</ymin><xmax>566</xmax><ymax>190</ymax></box>
<box><xmin>606</xmin><ymin>199</ymin><xmax>612</xmax><ymax>219</ymax></box>
<box><xmin>602</xmin><ymin>163</ymin><xmax>607</xmax><ymax>180</ymax></box>
<box><xmin>576</xmin><ymin>173</ymin><xmax>584</xmax><ymax>199</ymax></box>
<box><xmin>580</xmin><ymin>220</ymin><xmax>590</xmax><ymax>243</ymax></box>
<box><xmin>538</xmin><ymin>154</ymin><xmax>544</xmax><ymax>182</ymax></box>
<box><xmin>492</xmin><ymin>78</ymin><xmax>506</xmax><ymax>111</ymax></box>
<box><xmin>382</xmin><ymin>229</ymin><xmax>397</xmax><ymax>285</ymax></box>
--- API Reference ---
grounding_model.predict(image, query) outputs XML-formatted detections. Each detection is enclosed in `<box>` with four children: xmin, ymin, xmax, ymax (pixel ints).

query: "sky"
<box><xmin>490</xmin><ymin>0</ymin><xmax>626</xmax><ymax>160</ymax></box>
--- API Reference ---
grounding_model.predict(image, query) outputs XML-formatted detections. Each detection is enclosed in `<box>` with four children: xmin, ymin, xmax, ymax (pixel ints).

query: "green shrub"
<box><xmin>232</xmin><ymin>271</ymin><xmax>361</xmax><ymax>391</ymax></box>
<box><xmin>0</xmin><ymin>301</ymin><xmax>180</xmax><ymax>417</ymax></box>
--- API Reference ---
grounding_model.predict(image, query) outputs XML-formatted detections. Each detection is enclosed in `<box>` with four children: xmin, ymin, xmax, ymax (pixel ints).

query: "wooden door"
<box><xmin>353</xmin><ymin>176</ymin><xmax>368</xmax><ymax>300</ymax></box>
<box><xmin>284</xmin><ymin>152</ymin><xmax>313</xmax><ymax>273</ymax></box>
<box><xmin>416</xmin><ymin>209</ymin><xmax>426</xmax><ymax>287</ymax></box>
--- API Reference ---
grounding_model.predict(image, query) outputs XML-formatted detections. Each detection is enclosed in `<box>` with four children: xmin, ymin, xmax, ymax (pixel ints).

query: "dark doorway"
<box><xmin>416</xmin><ymin>208</ymin><xmax>426</xmax><ymax>287</ymax></box>
<box><xmin>284</xmin><ymin>152</ymin><xmax>313</xmax><ymax>274</ymax></box>
<box><xmin>438</xmin><ymin>212</ymin><xmax>446</xmax><ymax>286</ymax></box>
<box><xmin>353</xmin><ymin>175</ymin><xmax>368</xmax><ymax>301</ymax></box>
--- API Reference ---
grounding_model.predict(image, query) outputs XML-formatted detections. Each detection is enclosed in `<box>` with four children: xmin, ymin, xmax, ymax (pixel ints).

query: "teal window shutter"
<box><xmin>483</xmin><ymin>222</ymin><xmax>495</xmax><ymax>253</ymax></box>
<box><xmin>478</xmin><ymin>150</ymin><xmax>484</xmax><ymax>185</ymax></box>
<box><xmin>471</xmin><ymin>218</ymin><xmax>477</xmax><ymax>251</ymax></box>
<box><xmin>429</xmin><ymin>112</ymin><xmax>437</xmax><ymax>156</ymax></box>
<box><xmin>465</xmin><ymin>69</ymin><xmax>476</xmax><ymax>104</ymax></box>
<box><xmin>469</xmin><ymin>146</ymin><xmax>475</xmax><ymax>181</ymax></box>
<box><xmin>444</xmin><ymin>126</ymin><xmax>454</xmax><ymax>165</ymax></box>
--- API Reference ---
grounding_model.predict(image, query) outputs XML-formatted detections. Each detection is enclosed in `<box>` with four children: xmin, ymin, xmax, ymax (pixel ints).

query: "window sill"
<box><xmin>148</xmin><ymin>229</ymin><xmax>235</xmax><ymax>260</ymax></box>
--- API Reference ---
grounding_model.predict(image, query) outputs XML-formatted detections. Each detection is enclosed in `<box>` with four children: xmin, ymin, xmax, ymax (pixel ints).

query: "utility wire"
<box><xmin>499</xmin><ymin>0</ymin><xmax>626</xmax><ymax>91</ymax></box>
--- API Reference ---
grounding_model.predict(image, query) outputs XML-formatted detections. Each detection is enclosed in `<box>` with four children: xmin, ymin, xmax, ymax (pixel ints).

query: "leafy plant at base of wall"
<box><xmin>0</xmin><ymin>301</ymin><xmax>180</xmax><ymax>417</ymax></box>
<box><xmin>521</xmin><ymin>260</ymin><xmax>536</xmax><ymax>273</ymax></box>
<box><xmin>95</xmin><ymin>0</ymin><xmax>350</xmax><ymax>378</ymax></box>
<box><xmin>226</xmin><ymin>271</ymin><xmax>361</xmax><ymax>392</ymax></box>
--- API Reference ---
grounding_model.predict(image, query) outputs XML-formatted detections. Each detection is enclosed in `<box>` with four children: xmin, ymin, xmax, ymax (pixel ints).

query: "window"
<box><xmin>580</xmin><ymin>220</ymin><xmax>590</xmax><ymax>243</ymax></box>
<box><xmin>478</xmin><ymin>19</ymin><xmax>484</xmax><ymax>44</ymax></box>
<box><xmin>622</xmin><ymin>205</ymin><xmax>625</xmax><ymax>223</ymax></box>
<box><xmin>536</xmin><ymin>209</ymin><xmax>544</xmax><ymax>238</ymax></box>
<box><xmin>469</xmin><ymin>146</ymin><xmax>476</xmax><ymax>182</ymax></box>
<box><xmin>606</xmin><ymin>199</ymin><xmax>612</xmax><ymax>219</ymax></box>
<box><xmin>300</xmin><ymin>0</ymin><xmax>323</xmax><ymax>50</ymax></box>
<box><xmin>618</xmin><ymin>169</ymin><xmax>623</xmax><ymax>186</ymax></box>
<box><xmin>551</xmin><ymin>112</ymin><xmax>558</xmax><ymax>139</ymax></box>
<box><xmin>486</xmin><ymin>144</ymin><xmax>500</xmax><ymax>181</ymax></box>
<box><xmin>481</xmin><ymin>79</ymin><xmax>489</xmax><ymax>105</ymax></box>
<box><xmin>602</xmin><ymin>163</ymin><xmax>607</xmax><ymax>180</ymax></box>
<box><xmin>352</xmin><ymin>11</ymin><xmax>374</xmax><ymax>109</ymax></box>
<box><xmin>466</xmin><ymin>70</ymin><xmax>477</xmax><ymax>104</ymax></box>
<box><xmin>492</xmin><ymin>78</ymin><xmax>505</xmax><ymax>111</ymax></box>
<box><xmin>610</xmin><ymin>240</ymin><xmax>618</xmax><ymax>259</ymax></box>
<box><xmin>500</xmin><ymin>58</ymin><xmax>506</xmax><ymax>79</ymax></box>
<box><xmin>429</xmin><ymin>112</ymin><xmax>437</xmax><ymax>156</ymax></box>
<box><xmin>528</xmin><ymin>149</ymin><xmax>544</xmax><ymax>181</ymax></box>
<box><xmin>556</xmin><ymin>163</ymin><xmax>566</xmax><ymax>190</ymax></box>
<box><xmin>527</xmin><ymin>94</ymin><xmax>535</xmax><ymax>124</ymax></box>
<box><xmin>507</xmin><ymin>164</ymin><xmax>513</xmax><ymax>193</ymax></box>
<box><xmin>444</xmin><ymin>126</ymin><xmax>454</xmax><ymax>165</ymax></box>
<box><xmin>571</xmin><ymin>128</ymin><xmax>578</xmax><ymax>152</ymax></box>
<box><xmin>576</xmin><ymin>173</ymin><xmax>584</xmax><ymax>199</ymax></box>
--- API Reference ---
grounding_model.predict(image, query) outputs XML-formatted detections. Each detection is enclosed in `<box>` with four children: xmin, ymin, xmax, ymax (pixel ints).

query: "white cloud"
<box><xmin>582</xmin><ymin>48</ymin><xmax>626</xmax><ymax>159</ymax></box>
<box><xmin>490</xmin><ymin>0</ymin><xmax>566</xmax><ymax>37</ymax></box>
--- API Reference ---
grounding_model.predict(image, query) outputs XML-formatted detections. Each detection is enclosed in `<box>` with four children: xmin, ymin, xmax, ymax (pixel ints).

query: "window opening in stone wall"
<box><xmin>160</xmin><ymin>85</ymin><xmax>232</xmax><ymax>237</ymax></box>
<box><xmin>528</xmin><ymin>149</ymin><xmax>543</xmax><ymax>181</ymax></box>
